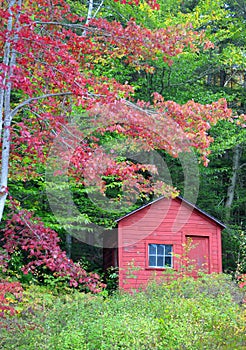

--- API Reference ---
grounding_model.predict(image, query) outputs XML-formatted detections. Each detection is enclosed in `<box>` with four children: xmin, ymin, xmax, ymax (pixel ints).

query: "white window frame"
<box><xmin>148</xmin><ymin>243</ymin><xmax>173</xmax><ymax>268</ymax></box>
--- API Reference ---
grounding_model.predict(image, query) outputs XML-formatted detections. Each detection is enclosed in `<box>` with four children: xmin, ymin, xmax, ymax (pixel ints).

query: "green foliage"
<box><xmin>103</xmin><ymin>266</ymin><xmax>119</xmax><ymax>295</ymax></box>
<box><xmin>222</xmin><ymin>227</ymin><xmax>246</xmax><ymax>274</ymax></box>
<box><xmin>0</xmin><ymin>274</ymin><xmax>245</xmax><ymax>349</ymax></box>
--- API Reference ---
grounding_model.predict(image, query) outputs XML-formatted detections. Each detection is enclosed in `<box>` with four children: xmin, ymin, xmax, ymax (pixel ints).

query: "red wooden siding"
<box><xmin>118</xmin><ymin>197</ymin><xmax>223</xmax><ymax>291</ymax></box>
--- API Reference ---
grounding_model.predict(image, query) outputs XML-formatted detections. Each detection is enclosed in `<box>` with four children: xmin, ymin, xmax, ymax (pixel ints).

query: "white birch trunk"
<box><xmin>0</xmin><ymin>0</ymin><xmax>21</xmax><ymax>222</ymax></box>
<box><xmin>0</xmin><ymin>0</ymin><xmax>16</xmax><ymax>142</ymax></box>
<box><xmin>86</xmin><ymin>0</ymin><xmax>94</xmax><ymax>24</ymax></box>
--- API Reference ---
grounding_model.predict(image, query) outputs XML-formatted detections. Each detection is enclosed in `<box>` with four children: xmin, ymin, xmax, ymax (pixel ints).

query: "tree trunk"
<box><xmin>83</xmin><ymin>0</ymin><xmax>94</xmax><ymax>36</ymax></box>
<box><xmin>220</xmin><ymin>69</ymin><xmax>226</xmax><ymax>87</ymax></box>
<box><xmin>66</xmin><ymin>234</ymin><xmax>72</xmax><ymax>259</ymax></box>
<box><xmin>224</xmin><ymin>144</ymin><xmax>241</xmax><ymax>221</ymax></box>
<box><xmin>0</xmin><ymin>0</ymin><xmax>22</xmax><ymax>222</ymax></box>
<box><xmin>86</xmin><ymin>0</ymin><xmax>94</xmax><ymax>23</ymax></box>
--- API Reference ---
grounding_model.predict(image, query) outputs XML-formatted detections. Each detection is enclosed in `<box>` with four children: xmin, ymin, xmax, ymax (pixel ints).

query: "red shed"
<box><xmin>104</xmin><ymin>196</ymin><xmax>225</xmax><ymax>291</ymax></box>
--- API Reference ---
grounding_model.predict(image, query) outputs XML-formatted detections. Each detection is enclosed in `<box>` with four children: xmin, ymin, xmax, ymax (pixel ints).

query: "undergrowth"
<box><xmin>0</xmin><ymin>273</ymin><xmax>245</xmax><ymax>349</ymax></box>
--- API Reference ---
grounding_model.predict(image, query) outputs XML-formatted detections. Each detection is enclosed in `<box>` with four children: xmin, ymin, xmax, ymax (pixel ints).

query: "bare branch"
<box><xmin>124</xmin><ymin>99</ymin><xmax>156</xmax><ymax>116</ymax></box>
<box><xmin>93</xmin><ymin>0</ymin><xmax>105</xmax><ymax>19</ymax></box>
<box><xmin>9</xmin><ymin>92</ymin><xmax>73</xmax><ymax>119</ymax></box>
<box><xmin>34</xmin><ymin>21</ymin><xmax>111</xmax><ymax>37</ymax></box>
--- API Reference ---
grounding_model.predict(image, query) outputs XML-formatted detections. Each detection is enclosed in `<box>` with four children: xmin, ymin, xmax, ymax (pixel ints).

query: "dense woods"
<box><xmin>0</xmin><ymin>1</ymin><xmax>245</xmax><ymax>347</ymax></box>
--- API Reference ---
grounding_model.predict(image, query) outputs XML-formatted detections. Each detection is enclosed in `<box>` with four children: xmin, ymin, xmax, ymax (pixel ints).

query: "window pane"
<box><xmin>157</xmin><ymin>244</ymin><xmax>164</xmax><ymax>255</ymax></box>
<box><xmin>148</xmin><ymin>244</ymin><xmax>173</xmax><ymax>268</ymax></box>
<box><xmin>149</xmin><ymin>244</ymin><xmax>156</xmax><ymax>255</ymax></box>
<box><xmin>149</xmin><ymin>256</ymin><xmax>156</xmax><ymax>267</ymax></box>
<box><xmin>165</xmin><ymin>245</ymin><xmax>172</xmax><ymax>255</ymax></box>
<box><xmin>165</xmin><ymin>257</ymin><xmax>172</xmax><ymax>267</ymax></box>
<box><xmin>157</xmin><ymin>256</ymin><xmax>164</xmax><ymax>267</ymax></box>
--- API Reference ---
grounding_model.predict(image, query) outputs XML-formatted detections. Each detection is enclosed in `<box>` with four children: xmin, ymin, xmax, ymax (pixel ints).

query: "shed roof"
<box><xmin>116</xmin><ymin>196</ymin><xmax>226</xmax><ymax>228</ymax></box>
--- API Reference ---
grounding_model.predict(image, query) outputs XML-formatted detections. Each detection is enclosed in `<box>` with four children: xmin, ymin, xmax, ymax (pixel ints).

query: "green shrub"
<box><xmin>0</xmin><ymin>274</ymin><xmax>245</xmax><ymax>349</ymax></box>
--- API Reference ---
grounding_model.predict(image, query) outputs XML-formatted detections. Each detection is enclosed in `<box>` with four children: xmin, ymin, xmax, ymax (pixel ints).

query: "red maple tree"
<box><xmin>0</xmin><ymin>0</ymin><xmax>234</xmax><ymax>213</ymax></box>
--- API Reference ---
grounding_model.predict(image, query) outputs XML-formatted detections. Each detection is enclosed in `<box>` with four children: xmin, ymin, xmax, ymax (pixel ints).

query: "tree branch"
<box><xmin>34</xmin><ymin>21</ymin><xmax>111</xmax><ymax>37</ymax></box>
<box><xmin>93</xmin><ymin>0</ymin><xmax>104</xmax><ymax>19</ymax></box>
<box><xmin>9</xmin><ymin>92</ymin><xmax>73</xmax><ymax>119</ymax></box>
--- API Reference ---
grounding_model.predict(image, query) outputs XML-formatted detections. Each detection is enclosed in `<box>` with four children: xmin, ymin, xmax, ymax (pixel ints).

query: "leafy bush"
<box><xmin>0</xmin><ymin>203</ymin><xmax>105</xmax><ymax>293</ymax></box>
<box><xmin>0</xmin><ymin>274</ymin><xmax>245</xmax><ymax>349</ymax></box>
